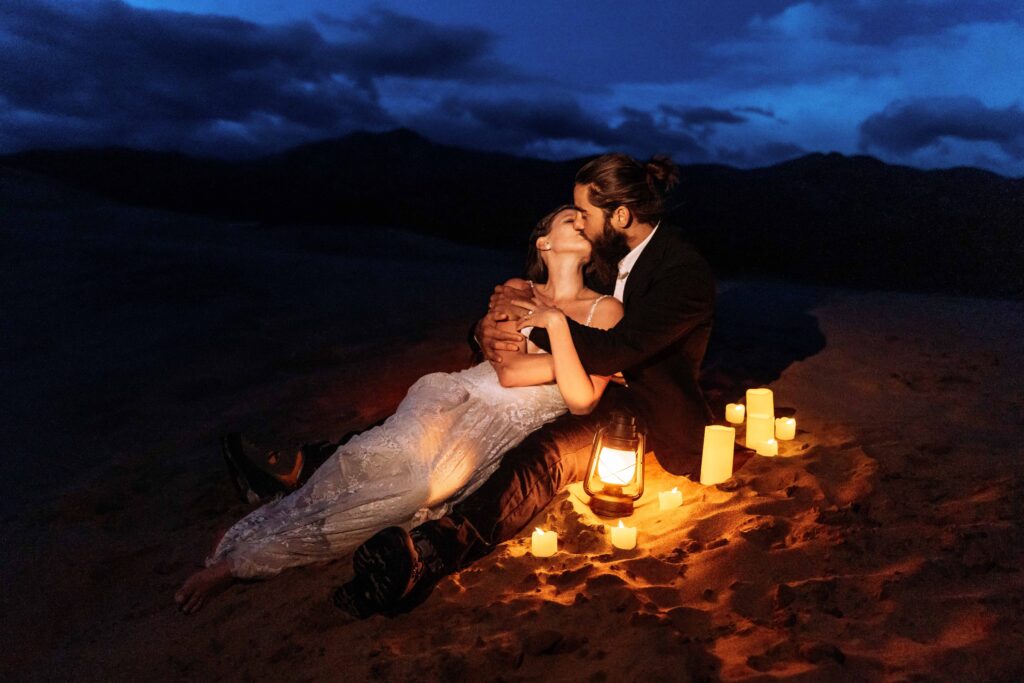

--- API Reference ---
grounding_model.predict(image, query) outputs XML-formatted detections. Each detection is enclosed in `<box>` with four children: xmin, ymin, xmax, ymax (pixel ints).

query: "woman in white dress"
<box><xmin>175</xmin><ymin>206</ymin><xmax>623</xmax><ymax>613</ymax></box>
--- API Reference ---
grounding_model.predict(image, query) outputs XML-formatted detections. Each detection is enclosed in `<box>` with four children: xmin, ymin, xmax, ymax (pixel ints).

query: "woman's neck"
<box><xmin>536</xmin><ymin>257</ymin><xmax>587</xmax><ymax>303</ymax></box>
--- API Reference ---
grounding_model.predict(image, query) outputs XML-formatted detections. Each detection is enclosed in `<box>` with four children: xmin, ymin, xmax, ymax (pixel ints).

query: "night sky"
<box><xmin>1</xmin><ymin>0</ymin><xmax>1022</xmax><ymax>176</ymax></box>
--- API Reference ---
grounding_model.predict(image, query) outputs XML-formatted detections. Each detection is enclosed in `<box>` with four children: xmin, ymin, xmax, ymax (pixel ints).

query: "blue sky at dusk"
<box><xmin>1</xmin><ymin>0</ymin><xmax>1022</xmax><ymax>175</ymax></box>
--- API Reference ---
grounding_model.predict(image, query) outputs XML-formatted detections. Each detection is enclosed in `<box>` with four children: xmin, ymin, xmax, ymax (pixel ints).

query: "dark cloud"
<box><xmin>735</xmin><ymin>106</ymin><xmax>783</xmax><ymax>122</ymax></box>
<box><xmin>447</xmin><ymin>96</ymin><xmax>609</xmax><ymax>143</ymax></box>
<box><xmin>662</xmin><ymin>106</ymin><xmax>748</xmax><ymax>127</ymax></box>
<box><xmin>407</xmin><ymin>96</ymin><xmax>711</xmax><ymax>163</ymax></box>
<box><xmin>4</xmin><ymin>0</ymin><xmax>1016</xmax><ymax>174</ymax></box>
<box><xmin>818</xmin><ymin>0</ymin><xmax>1021</xmax><ymax>46</ymax></box>
<box><xmin>710</xmin><ymin>1</ymin><xmax>1022</xmax><ymax>90</ymax></box>
<box><xmin>657</xmin><ymin>105</ymin><xmax>783</xmax><ymax>148</ymax></box>
<box><xmin>0</xmin><ymin>1</ymin><xmax>515</xmax><ymax>156</ymax></box>
<box><xmin>408</xmin><ymin>93</ymin><xmax>801</xmax><ymax>168</ymax></box>
<box><xmin>0</xmin><ymin>2</ymin><xmax>722</xmax><ymax>162</ymax></box>
<box><xmin>315</xmin><ymin>8</ymin><xmax>510</xmax><ymax>82</ymax></box>
<box><xmin>611</xmin><ymin>108</ymin><xmax>709</xmax><ymax>161</ymax></box>
<box><xmin>858</xmin><ymin>97</ymin><xmax>1024</xmax><ymax>159</ymax></box>
<box><xmin>747</xmin><ymin>2</ymin><xmax>858</xmax><ymax>41</ymax></box>
<box><xmin>401</xmin><ymin>95</ymin><xmax>611</xmax><ymax>159</ymax></box>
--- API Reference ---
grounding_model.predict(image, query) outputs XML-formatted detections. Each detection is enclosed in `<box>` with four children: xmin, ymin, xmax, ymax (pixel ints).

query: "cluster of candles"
<box><xmin>531</xmin><ymin>389</ymin><xmax>797</xmax><ymax>557</ymax></box>
<box><xmin>530</xmin><ymin>485</ymin><xmax>685</xmax><ymax>556</ymax></box>
<box><xmin>701</xmin><ymin>387</ymin><xmax>796</xmax><ymax>485</ymax></box>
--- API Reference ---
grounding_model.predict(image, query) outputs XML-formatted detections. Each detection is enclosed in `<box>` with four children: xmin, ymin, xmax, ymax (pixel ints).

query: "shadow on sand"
<box><xmin>701</xmin><ymin>281</ymin><xmax>828</xmax><ymax>417</ymax></box>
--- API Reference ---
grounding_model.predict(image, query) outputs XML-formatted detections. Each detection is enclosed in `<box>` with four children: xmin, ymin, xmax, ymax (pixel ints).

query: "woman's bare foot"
<box><xmin>175</xmin><ymin>561</ymin><xmax>233</xmax><ymax>614</ymax></box>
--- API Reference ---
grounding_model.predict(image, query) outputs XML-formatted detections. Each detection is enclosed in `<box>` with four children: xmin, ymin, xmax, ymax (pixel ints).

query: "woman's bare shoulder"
<box><xmin>588</xmin><ymin>295</ymin><xmax>623</xmax><ymax>329</ymax></box>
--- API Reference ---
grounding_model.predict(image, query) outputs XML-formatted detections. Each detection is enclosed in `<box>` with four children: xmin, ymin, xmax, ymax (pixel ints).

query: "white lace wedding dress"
<box><xmin>208</xmin><ymin>361</ymin><xmax>568</xmax><ymax>578</ymax></box>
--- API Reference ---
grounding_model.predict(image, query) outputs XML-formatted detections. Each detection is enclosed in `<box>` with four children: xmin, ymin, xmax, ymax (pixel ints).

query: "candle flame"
<box><xmin>671</xmin><ymin>486</ymin><xmax>678</xmax><ymax>493</ymax></box>
<box><xmin>534</xmin><ymin>527</ymin><xmax>543</xmax><ymax>534</ymax></box>
<box><xmin>617</xmin><ymin>520</ymin><xmax>624</xmax><ymax>528</ymax></box>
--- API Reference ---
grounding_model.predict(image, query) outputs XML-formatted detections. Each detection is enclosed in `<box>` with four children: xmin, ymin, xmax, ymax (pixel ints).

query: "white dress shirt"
<box><xmin>613</xmin><ymin>222</ymin><xmax>659</xmax><ymax>302</ymax></box>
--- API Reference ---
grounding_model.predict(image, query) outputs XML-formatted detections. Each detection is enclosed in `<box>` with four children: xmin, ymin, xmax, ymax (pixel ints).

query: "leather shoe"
<box><xmin>334</xmin><ymin>526</ymin><xmax>444</xmax><ymax>618</ymax></box>
<box><xmin>221</xmin><ymin>433</ymin><xmax>292</xmax><ymax>504</ymax></box>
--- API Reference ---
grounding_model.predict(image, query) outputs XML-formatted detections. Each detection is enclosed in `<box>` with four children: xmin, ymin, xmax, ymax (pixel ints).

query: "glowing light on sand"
<box><xmin>746</xmin><ymin>388</ymin><xmax>774</xmax><ymax>417</ymax></box>
<box><xmin>610</xmin><ymin>520</ymin><xmax>637</xmax><ymax>550</ymax></box>
<box><xmin>699</xmin><ymin>425</ymin><xmax>735</xmax><ymax>486</ymax></box>
<box><xmin>531</xmin><ymin>527</ymin><xmax>557</xmax><ymax>557</ymax></box>
<box><xmin>775</xmin><ymin>417</ymin><xmax>796</xmax><ymax>441</ymax></box>
<box><xmin>658</xmin><ymin>486</ymin><xmax>683</xmax><ymax>511</ymax></box>
<box><xmin>746</xmin><ymin>413</ymin><xmax>774</xmax><ymax>450</ymax></box>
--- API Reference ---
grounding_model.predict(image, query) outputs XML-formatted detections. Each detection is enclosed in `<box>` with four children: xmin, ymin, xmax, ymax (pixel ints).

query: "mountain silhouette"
<box><xmin>3</xmin><ymin>129</ymin><xmax>1021</xmax><ymax>298</ymax></box>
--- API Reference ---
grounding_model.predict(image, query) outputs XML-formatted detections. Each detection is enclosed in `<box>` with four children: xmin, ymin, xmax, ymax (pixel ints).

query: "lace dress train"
<box><xmin>208</xmin><ymin>362</ymin><xmax>567</xmax><ymax>578</ymax></box>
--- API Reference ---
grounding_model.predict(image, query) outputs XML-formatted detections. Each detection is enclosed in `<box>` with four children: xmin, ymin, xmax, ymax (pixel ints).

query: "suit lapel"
<box><xmin>623</xmin><ymin>225</ymin><xmax>667</xmax><ymax>307</ymax></box>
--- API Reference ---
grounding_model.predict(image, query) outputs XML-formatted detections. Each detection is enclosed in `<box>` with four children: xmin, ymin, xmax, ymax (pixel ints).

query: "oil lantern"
<box><xmin>583</xmin><ymin>410</ymin><xmax>645</xmax><ymax>517</ymax></box>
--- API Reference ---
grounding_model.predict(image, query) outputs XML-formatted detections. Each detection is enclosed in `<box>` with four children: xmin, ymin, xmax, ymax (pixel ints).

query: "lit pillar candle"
<box><xmin>610</xmin><ymin>520</ymin><xmax>637</xmax><ymax>550</ymax></box>
<box><xmin>775</xmin><ymin>417</ymin><xmax>796</xmax><ymax>441</ymax></box>
<box><xmin>746</xmin><ymin>388</ymin><xmax>774</xmax><ymax>417</ymax></box>
<box><xmin>699</xmin><ymin>425</ymin><xmax>735</xmax><ymax>486</ymax></box>
<box><xmin>658</xmin><ymin>486</ymin><xmax>683</xmax><ymax>511</ymax></box>
<box><xmin>725</xmin><ymin>403</ymin><xmax>745</xmax><ymax>424</ymax></box>
<box><xmin>746</xmin><ymin>413</ymin><xmax>774</xmax><ymax>449</ymax></box>
<box><xmin>531</xmin><ymin>527</ymin><xmax>557</xmax><ymax>557</ymax></box>
<box><xmin>756</xmin><ymin>438</ymin><xmax>779</xmax><ymax>457</ymax></box>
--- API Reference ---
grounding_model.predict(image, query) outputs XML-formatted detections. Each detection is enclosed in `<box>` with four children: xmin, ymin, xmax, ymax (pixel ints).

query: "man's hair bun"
<box><xmin>575</xmin><ymin>152</ymin><xmax>679</xmax><ymax>225</ymax></box>
<box><xmin>645</xmin><ymin>155</ymin><xmax>680</xmax><ymax>196</ymax></box>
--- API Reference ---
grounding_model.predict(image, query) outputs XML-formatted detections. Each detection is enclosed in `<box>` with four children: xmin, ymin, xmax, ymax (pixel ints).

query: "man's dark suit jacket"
<box><xmin>530</xmin><ymin>224</ymin><xmax>715</xmax><ymax>475</ymax></box>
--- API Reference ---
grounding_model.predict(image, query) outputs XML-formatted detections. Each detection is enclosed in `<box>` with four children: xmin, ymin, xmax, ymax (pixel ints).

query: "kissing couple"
<box><xmin>176</xmin><ymin>152</ymin><xmax>715</xmax><ymax>616</ymax></box>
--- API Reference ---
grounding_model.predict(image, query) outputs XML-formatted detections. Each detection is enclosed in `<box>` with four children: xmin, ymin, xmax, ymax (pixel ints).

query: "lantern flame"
<box><xmin>596</xmin><ymin>446</ymin><xmax>638</xmax><ymax>485</ymax></box>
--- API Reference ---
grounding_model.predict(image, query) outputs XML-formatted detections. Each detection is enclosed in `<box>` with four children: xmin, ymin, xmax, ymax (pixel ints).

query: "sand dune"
<box><xmin>2</xmin><ymin>183</ymin><xmax>1022</xmax><ymax>680</ymax></box>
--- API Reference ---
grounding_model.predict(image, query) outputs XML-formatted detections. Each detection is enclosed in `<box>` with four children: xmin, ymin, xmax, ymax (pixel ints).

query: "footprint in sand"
<box><xmin>747</xmin><ymin>639</ymin><xmax>845</xmax><ymax>673</ymax></box>
<box><xmin>618</xmin><ymin>556</ymin><xmax>686</xmax><ymax>584</ymax></box>
<box><xmin>737</xmin><ymin>516</ymin><xmax>792</xmax><ymax>548</ymax></box>
<box><xmin>544</xmin><ymin>565</ymin><xmax>595</xmax><ymax>592</ymax></box>
<box><xmin>774</xmin><ymin>577</ymin><xmax>844</xmax><ymax>618</ymax></box>
<box><xmin>804</xmin><ymin>446</ymin><xmax>877</xmax><ymax>507</ymax></box>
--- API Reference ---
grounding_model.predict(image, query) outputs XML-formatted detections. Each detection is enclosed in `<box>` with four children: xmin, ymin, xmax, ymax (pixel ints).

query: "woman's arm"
<box><xmin>516</xmin><ymin>298</ymin><xmax>624</xmax><ymax>415</ymax></box>
<box><xmin>492</xmin><ymin>353</ymin><xmax>554</xmax><ymax>387</ymax></box>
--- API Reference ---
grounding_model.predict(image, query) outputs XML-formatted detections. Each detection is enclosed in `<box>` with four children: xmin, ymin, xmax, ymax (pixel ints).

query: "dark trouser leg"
<box><xmin>418</xmin><ymin>399</ymin><xmax>619</xmax><ymax>571</ymax></box>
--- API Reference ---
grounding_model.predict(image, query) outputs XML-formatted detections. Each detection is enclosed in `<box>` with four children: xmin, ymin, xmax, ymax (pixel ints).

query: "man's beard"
<box><xmin>587</xmin><ymin>216</ymin><xmax>630</xmax><ymax>288</ymax></box>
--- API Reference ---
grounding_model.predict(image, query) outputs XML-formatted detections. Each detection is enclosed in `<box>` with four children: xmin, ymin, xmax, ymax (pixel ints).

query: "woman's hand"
<box><xmin>513</xmin><ymin>297</ymin><xmax>566</xmax><ymax>331</ymax></box>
